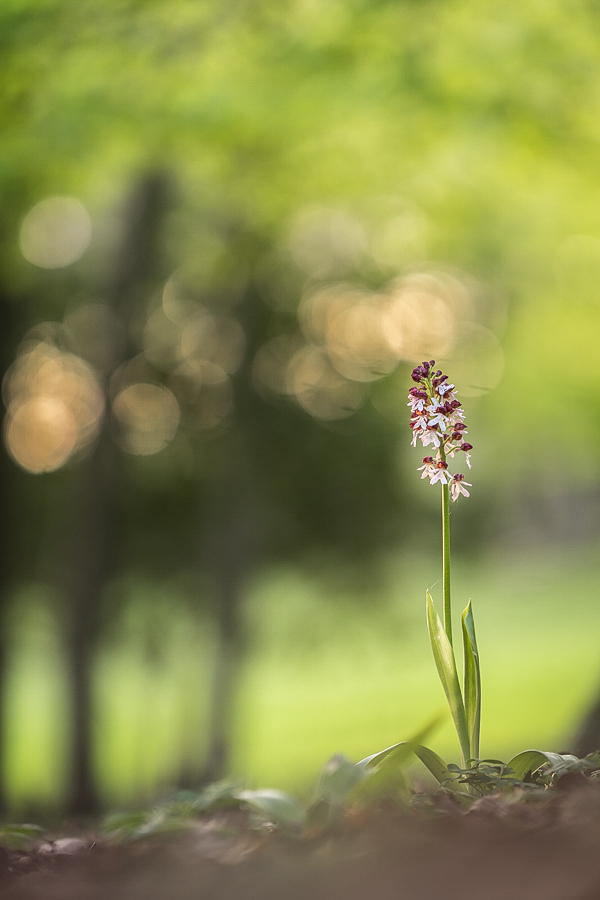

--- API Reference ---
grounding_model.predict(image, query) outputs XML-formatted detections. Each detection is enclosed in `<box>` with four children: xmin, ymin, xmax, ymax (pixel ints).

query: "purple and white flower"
<box><xmin>450</xmin><ymin>474</ymin><xmax>471</xmax><ymax>501</ymax></box>
<box><xmin>420</xmin><ymin>429</ymin><xmax>442</xmax><ymax>449</ymax></box>
<box><xmin>430</xmin><ymin>461</ymin><xmax>451</xmax><ymax>485</ymax></box>
<box><xmin>412</xmin><ymin>413</ymin><xmax>430</xmax><ymax>430</ymax></box>
<box><xmin>417</xmin><ymin>456</ymin><xmax>436</xmax><ymax>479</ymax></box>
<box><xmin>427</xmin><ymin>408</ymin><xmax>449</xmax><ymax>430</ymax></box>
<box><xmin>408</xmin><ymin>361</ymin><xmax>473</xmax><ymax>501</ymax></box>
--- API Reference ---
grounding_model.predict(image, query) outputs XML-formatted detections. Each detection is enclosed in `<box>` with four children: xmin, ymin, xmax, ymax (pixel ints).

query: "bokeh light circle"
<box><xmin>5</xmin><ymin>396</ymin><xmax>78</xmax><ymax>473</ymax></box>
<box><xmin>112</xmin><ymin>383</ymin><xmax>180</xmax><ymax>455</ymax></box>
<box><xmin>20</xmin><ymin>196</ymin><xmax>92</xmax><ymax>268</ymax></box>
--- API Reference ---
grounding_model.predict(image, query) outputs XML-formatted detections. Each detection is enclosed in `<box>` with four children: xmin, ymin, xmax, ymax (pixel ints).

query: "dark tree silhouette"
<box><xmin>62</xmin><ymin>173</ymin><xmax>175</xmax><ymax>815</ymax></box>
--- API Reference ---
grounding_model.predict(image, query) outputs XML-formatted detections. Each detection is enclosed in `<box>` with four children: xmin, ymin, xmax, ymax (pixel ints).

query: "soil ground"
<box><xmin>4</xmin><ymin>779</ymin><xmax>600</xmax><ymax>900</ymax></box>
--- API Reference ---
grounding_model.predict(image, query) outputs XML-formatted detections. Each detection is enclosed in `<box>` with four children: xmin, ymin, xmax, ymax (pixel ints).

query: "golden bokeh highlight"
<box><xmin>5</xmin><ymin>397</ymin><xmax>77</xmax><ymax>474</ymax></box>
<box><xmin>143</xmin><ymin>307</ymin><xmax>182</xmax><ymax>371</ymax></box>
<box><xmin>19</xmin><ymin>197</ymin><xmax>92</xmax><ymax>269</ymax></box>
<box><xmin>162</xmin><ymin>275</ymin><xmax>194</xmax><ymax>324</ymax></box>
<box><xmin>383</xmin><ymin>272</ymin><xmax>470</xmax><ymax>362</ymax></box>
<box><xmin>145</xmin><ymin>285</ymin><xmax>245</xmax><ymax>380</ymax></box>
<box><xmin>179</xmin><ymin>314</ymin><xmax>245</xmax><ymax>377</ymax></box>
<box><xmin>3</xmin><ymin>339</ymin><xmax>104</xmax><ymax>473</ymax></box>
<box><xmin>168</xmin><ymin>366</ymin><xmax>233</xmax><ymax>432</ymax></box>
<box><xmin>138</xmin><ymin>277</ymin><xmax>246</xmax><ymax>434</ymax></box>
<box><xmin>300</xmin><ymin>284</ymin><xmax>397</xmax><ymax>382</ymax></box>
<box><xmin>254</xmin><ymin>269</ymin><xmax>490</xmax><ymax>421</ymax></box>
<box><xmin>252</xmin><ymin>335</ymin><xmax>305</xmax><ymax>396</ymax></box>
<box><xmin>112</xmin><ymin>383</ymin><xmax>180</xmax><ymax>455</ymax></box>
<box><xmin>286</xmin><ymin>345</ymin><xmax>364</xmax><ymax>420</ymax></box>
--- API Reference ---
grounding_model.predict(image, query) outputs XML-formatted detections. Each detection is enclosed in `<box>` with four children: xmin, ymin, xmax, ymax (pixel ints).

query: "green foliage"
<box><xmin>443</xmin><ymin>759</ymin><xmax>539</xmax><ymax>796</ymax></box>
<box><xmin>440</xmin><ymin>750</ymin><xmax>600</xmax><ymax>796</ymax></box>
<box><xmin>235</xmin><ymin>789</ymin><xmax>305</xmax><ymax>830</ymax></box>
<box><xmin>96</xmin><ymin>746</ymin><xmax>600</xmax><ymax>847</ymax></box>
<box><xmin>461</xmin><ymin>600</ymin><xmax>481</xmax><ymax>761</ymax></box>
<box><xmin>426</xmin><ymin>591</ymin><xmax>471</xmax><ymax>764</ymax></box>
<box><xmin>505</xmin><ymin>749</ymin><xmax>600</xmax><ymax>784</ymax></box>
<box><xmin>102</xmin><ymin>781</ymin><xmax>308</xmax><ymax>841</ymax></box>
<box><xmin>315</xmin><ymin>753</ymin><xmax>366</xmax><ymax>806</ymax></box>
<box><xmin>0</xmin><ymin>823</ymin><xmax>43</xmax><ymax>850</ymax></box>
<box><xmin>2</xmin><ymin>746</ymin><xmax>599</xmax><ymax>852</ymax></box>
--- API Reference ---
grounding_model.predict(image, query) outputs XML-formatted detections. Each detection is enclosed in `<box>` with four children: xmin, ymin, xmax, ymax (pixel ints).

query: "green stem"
<box><xmin>442</xmin><ymin>480</ymin><xmax>452</xmax><ymax>646</ymax></box>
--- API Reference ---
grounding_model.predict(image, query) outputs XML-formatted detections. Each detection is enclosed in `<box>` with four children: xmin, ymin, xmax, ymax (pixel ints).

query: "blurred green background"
<box><xmin>1</xmin><ymin>0</ymin><xmax>600</xmax><ymax>814</ymax></box>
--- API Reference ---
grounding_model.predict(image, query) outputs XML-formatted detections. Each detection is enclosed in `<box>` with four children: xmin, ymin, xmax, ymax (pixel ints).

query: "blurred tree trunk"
<box><xmin>64</xmin><ymin>172</ymin><xmax>174</xmax><ymax>815</ymax></box>
<box><xmin>63</xmin><ymin>431</ymin><xmax>118</xmax><ymax>815</ymax></box>
<box><xmin>0</xmin><ymin>283</ymin><xmax>20</xmax><ymax>813</ymax></box>
<box><xmin>199</xmin><ymin>461</ymin><xmax>259</xmax><ymax>784</ymax></box>
<box><xmin>186</xmin><ymin>254</ymin><xmax>268</xmax><ymax>788</ymax></box>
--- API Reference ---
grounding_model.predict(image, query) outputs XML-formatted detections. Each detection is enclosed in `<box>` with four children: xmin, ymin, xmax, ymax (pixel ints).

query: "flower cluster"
<box><xmin>408</xmin><ymin>360</ymin><xmax>472</xmax><ymax>501</ymax></box>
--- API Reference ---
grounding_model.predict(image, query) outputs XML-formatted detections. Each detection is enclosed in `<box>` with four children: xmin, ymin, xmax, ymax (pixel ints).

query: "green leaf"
<box><xmin>315</xmin><ymin>753</ymin><xmax>366</xmax><ymax>804</ymax></box>
<box><xmin>136</xmin><ymin>813</ymin><xmax>192</xmax><ymax>838</ymax></box>
<box><xmin>101</xmin><ymin>811</ymin><xmax>151</xmax><ymax>841</ymax></box>
<box><xmin>305</xmin><ymin>798</ymin><xmax>339</xmax><ymax>829</ymax></box>
<box><xmin>351</xmin><ymin>745</ymin><xmax>410</xmax><ymax>803</ymax></box>
<box><xmin>0</xmin><ymin>824</ymin><xmax>44</xmax><ymax>850</ymax></box>
<box><xmin>462</xmin><ymin>600</ymin><xmax>481</xmax><ymax>760</ymax></box>
<box><xmin>236</xmin><ymin>789</ymin><xmax>305</xmax><ymax>829</ymax></box>
<box><xmin>357</xmin><ymin>711</ymin><xmax>445</xmax><ymax>771</ymax></box>
<box><xmin>353</xmin><ymin>712</ymin><xmax>446</xmax><ymax>801</ymax></box>
<box><xmin>196</xmin><ymin>780</ymin><xmax>243</xmax><ymax>811</ymax></box>
<box><xmin>411</xmin><ymin>743</ymin><xmax>450</xmax><ymax>785</ymax></box>
<box><xmin>0</xmin><ymin>824</ymin><xmax>43</xmax><ymax>838</ymax></box>
<box><xmin>307</xmin><ymin>755</ymin><xmax>367</xmax><ymax>828</ymax></box>
<box><xmin>506</xmin><ymin>750</ymin><xmax>579</xmax><ymax>781</ymax></box>
<box><xmin>426</xmin><ymin>590</ymin><xmax>470</xmax><ymax>764</ymax></box>
<box><xmin>358</xmin><ymin>741</ymin><xmax>449</xmax><ymax>789</ymax></box>
<box><xmin>358</xmin><ymin>742</ymin><xmax>409</xmax><ymax>770</ymax></box>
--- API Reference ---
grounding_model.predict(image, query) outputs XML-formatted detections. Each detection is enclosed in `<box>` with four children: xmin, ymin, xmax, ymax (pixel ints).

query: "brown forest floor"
<box><xmin>5</xmin><ymin>779</ymin><xmax>600</xmax><ymax>900</ymax></box>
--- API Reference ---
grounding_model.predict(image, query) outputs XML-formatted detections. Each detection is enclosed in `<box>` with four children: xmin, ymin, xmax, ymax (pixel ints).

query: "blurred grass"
<box><xmin>4</xmin><ymin>546</ymin><xmax>600</xmax><ymax>809</ymax></box>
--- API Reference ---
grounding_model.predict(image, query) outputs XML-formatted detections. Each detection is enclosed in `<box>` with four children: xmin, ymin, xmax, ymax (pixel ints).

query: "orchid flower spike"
<box><xmin>408</xmin><ymin>361</ymin><xmax>472</xmax><ymax>501</ymax></box>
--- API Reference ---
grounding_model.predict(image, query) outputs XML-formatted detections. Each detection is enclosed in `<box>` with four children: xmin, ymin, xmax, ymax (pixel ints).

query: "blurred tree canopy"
<box><xmin>2</xmin><ymin>0</ymin><xmax>600</xmax><ymax>469</ymax></box>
